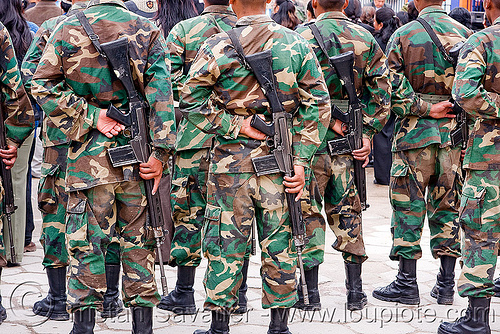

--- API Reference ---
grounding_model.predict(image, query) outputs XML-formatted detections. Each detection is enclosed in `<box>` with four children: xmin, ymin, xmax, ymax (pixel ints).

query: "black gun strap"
<box><xmin>76</xmin><ymin>12</ymin><xmax>107</xmax><ymax>60</ymax></box>
<box><xmin>416</xmin><ymin>17</ymin><xmax>454</xmax><ymax>65</ymax></box>
<box><xmin>226</xmin><ymin>28</ymin><xmax>250</xmax><ymax>70</ymax></box>
<box><xmin>309</xmin><ymin>23</ymin><xmax>342</xmax><ymax>61</ymax></box>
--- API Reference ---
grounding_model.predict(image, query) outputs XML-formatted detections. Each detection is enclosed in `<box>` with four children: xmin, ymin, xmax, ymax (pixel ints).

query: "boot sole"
<box><xmin>32</xmin><ymin>308</ymin><xmax>70</xmax><ymax>321</ymax></box>
<box><xmin>372</xmin><ymin>292</ymin><xmax>420</xmax><ymax>305</ymax></box>
<box><xmin>157</xmin><ymin>304</ymin><xmax>197</xmax><ymax>315</ymax></box>
<box><xmin>347</xmin><ymin>298</ymin><xmax>367</xmax><ymax>311</ymax></box>
<box><xmin>292</xmin><ymin>302</ymin><xmax>321</xmax><ymax>311</ymax></box>
<box><xmin>430</xmin><ymin>289</ymin><xmax>454</xmax><ymax>305</ymax></box>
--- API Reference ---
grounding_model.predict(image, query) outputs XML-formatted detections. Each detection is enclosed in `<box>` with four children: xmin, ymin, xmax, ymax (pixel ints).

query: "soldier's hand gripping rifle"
<box><xmin>0</xmin><ymin>102</ymin><xmax>17</xmax><ymax>263</ymax></box>
<box><xmin>99</xmin><ymin>37</ymin><xmax>169</xmax><ymax>296</ymax></box>
<box><xmin>240</xmin><ymin>49</ymin><xmax>310</xmax><ymax>306</ymax></box>
<box><xmin>329</xmin><ymin>51</ymin><xmax>368</xmax><ymax>210</ymax></box>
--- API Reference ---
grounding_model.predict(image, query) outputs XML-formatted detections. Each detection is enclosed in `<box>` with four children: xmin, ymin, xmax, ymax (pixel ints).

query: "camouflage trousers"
<box><xmin>39</xmin><ymin>145</ymin><xmax>120</xmax><ymax>268</ymax></box>
<box><xmin>302</xmin><ymin>154</ymin><xmax>366</xmax><ymax>267</ymax></box>
<box><xmin>204</xmin><ymin>172</ymin><xmax>297</xmax><ymax>311</ymax></box>
<box><xmin>65</xmin><ymin>181</ymin><xmax>160</xmax><ymax>312</ymax></box>
<box><xmin>169</xmin><ymin>149</ymin><xmax>210</xmax><ymax>267</ymax></box>
<box><xmin>457</xmin><ymin>170</ymin><xmax>500</xmax><ymax>298</ymax></box>
<box><xmin>390</xmin><ymin>144</ymin><xmax>461</xmax><ymax>261</ymax></box>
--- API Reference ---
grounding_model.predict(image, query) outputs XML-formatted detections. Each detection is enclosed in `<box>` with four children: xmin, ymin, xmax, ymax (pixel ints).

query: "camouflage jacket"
<box><xmin>296</xmin><ymin>11</ymin><xmax>391</xmax><ymax>155</ymax></box>
<box><xmin>453</xmin><ymin>18</ymin><xmax>500</xmax><ymax>170</ymax></box>
<box><xmin>1</xmin><ymin>22</ymin><xmax>34</xmax><ymax>148</ymax></box>
<box><xmin>387</xmin><ymin>5</ymin><xmax>471</xmax><ymax>152</ymax></box>
<box><xmin>180</xmin><ymin>15</ymin><xmax>331</xmax><ymax>174</ymax></box>
<box><xmin>168</xmin><ymin>5</ymin><xmax>237</xmax><ymax>151</ymax></box>
<box><xmin>22</xmin><ymin>1</ymin><xmax>88</xmax><ymax>149</ymax></box>
<box><xmin>32</xmin><ymin>0</ymin><xmax>176</xmax><ymax>191</ymax></box>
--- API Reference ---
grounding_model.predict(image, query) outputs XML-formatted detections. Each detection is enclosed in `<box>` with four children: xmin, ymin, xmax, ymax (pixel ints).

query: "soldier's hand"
<box><xmin>139</xmin><ymin>156</ymin><xmax>163</xmax><ymax>195</ymax></box>
<box><xmin>352</xmin><ymin>138</ymin><xmax>371</xmax><ymax>167</ymax></box>
<box><xmin>240</xmin><ymin>115</ymin><xmax>267</xmax><ymax>140</ymax></box>
<box><xmin>283</xmin><ymin>165</ymin><xmax>305</xmax><ymax>201</ymax></box>
<box><xmin>332</xmin><ymin>119</ymin><xmax>347</xmax><ymax>136</ymax></box>
<box><xmin>429</xmin><ymin>101</ymin><xmax>455</xmax><ymax>119</ymax></box>
<box><xmin>0</xmin><ymin>145</ymin><xmax>17</xmax><ymax>169</ymax></box>
<box><xmin>97</xmin><ymin>109</ymin><xmax>126</xmax><ymax>138</ymax></box>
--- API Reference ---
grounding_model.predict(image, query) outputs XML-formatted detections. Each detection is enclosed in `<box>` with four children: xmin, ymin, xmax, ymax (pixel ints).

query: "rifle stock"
<box><xmin>0</xmin><ymin>100</ymin><xmax>17</xmax><ymax>263</ymax></box>
<box><xmin>246</xmin><ymin>50</ymin><xmax>310</xmax><ymax>306</ymax></box>
<box><xmin>101</xmin><ymin>38</ymin><xmax>168</xmax><ymax>296</ymax></box>
<box><xmin>329</xmin><ymin>51</ymin><xmax>368</xmax><ymax>210</ymax></box>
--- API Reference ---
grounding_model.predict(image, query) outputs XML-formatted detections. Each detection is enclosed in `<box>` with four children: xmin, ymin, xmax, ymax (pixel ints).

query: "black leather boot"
<box><xmin>0</xmin><ymin>268</ymin><xmax>6</xmax><ymax>324</ymax></box>
<box><xmin>233</xmin><ymin>259</ymin><xmax>249</xmax><ymax>314</ymax></box>
<box><xmin>70</xmin><ymin>308</ymin><xmax>96</xmax><ymax>334</ymax></box>
<box><xmin>430</xmin><ymin>256</ymin><xmax>456</xmax><ymax>305</ymax></box>
<box><xmin>372</xmin><ymin>257</ymin><xmax>420</xmax><ymax>305</ymax></box>
<box><xmin>158</xmin><ymin>266</ymin><xmax>196</xmax><ymax>314</ymax></box>
<box><xmin>493</xmin><ymin>277</ymin><xmax>500</xmax><ymax>297</ymax></box>
<box><xmin>438</xmin><ymin>297</ymin><xmax>491</xmax><ymax>334</ymax></box>
<box><xmin>101</xmin><ymin>264</ymin><xmax>124</xmax><ymax>318</ymax></box>
<box><xmin>345</xmin><ymin>262</ymin><xmax>367</xmax><ymax>311</ymax></box>
<box><xmin>132</xmin><ymin>307</ymin><xmax>153</xmax><ymax>334</ymax></box>
<box><xmin>193</xmin><ymin>310</ymin><xmax>230</xmax><ymax>334</ymax></box>
<box><xmin>268</xmin><ymin>308</ymin><xmax>292</xmax><ymax>334</ymax></box>
<box><xmin>32</xmin><ymin>267</ymin><xmax>69</xmax><ymax>320</ymax></box>
<box><xmin>293</xmin><ymin>266</ymin><xmax>321</xmax><ymax>311</ymax></box>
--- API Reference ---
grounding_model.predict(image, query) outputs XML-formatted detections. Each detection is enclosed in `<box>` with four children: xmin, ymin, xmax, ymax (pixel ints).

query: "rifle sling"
<box><xmin>416</xmin><ymin>17</ymin><xmax>454</xmax><ymax>65</ymax></box>
<box><xmin>309</xmin><ymin>23</ymin><xmax>342</xmax><ymax>64</ymax></box>
<box><xmin>226</xmin><ymin>28</ymin><xmax>251</xmax><ymax>70</ymax></box>
<box><xmin>76</xmin><ymin>12</ymin><xmax>107</xmax><ymax>60</ymax></box>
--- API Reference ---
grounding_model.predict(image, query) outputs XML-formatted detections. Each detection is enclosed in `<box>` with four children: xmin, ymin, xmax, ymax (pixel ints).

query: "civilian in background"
<box><xmin>0</xmin><ymin>0</ymin><xmax>36</xmax><ymax>264</ymax></box>
<box><xmin>306</xmin><ymin>0</ymin><xmax>316</xmax><ymax>21</ymax></box>
<box><xmin>345</xmin><ymin>0</ymin><xmax>362</xmax><ymax>21</ymax></box>
<box><xmin>359</xmin><ymin>6</ymin><xmax>376</xmax><ymax>32</ymax></box>
<box><xmin>396</xmin><ymin>10</ymin><xmax>409</xmax><ymax>24</ymax></box>
<box><xmin>126</xmin><ymin>0</ymin><xmax>158</xmax><ymax>20</ymax></box>
<box><xmin>449</xmin><ymin>7</ymin><xmax>472</xmax><ymax>29</ymax></box>
<box><xmin>156</xmin><ymin>0</ymin><xmax>198</xmax><ymax>36</ymax></box>
<box><xmin>370</xmin><ymin>0</ymin><xmax>391</xmax><ymax>10</ymax></box>
<box><xmin>272</xmin><ymin>0</ymin><xmax>301</xmax><ymax>30</ymax></box>
<box><xmin>24</xmin><ymin>0</ymin><xmax>63</xmax><ymax>27</ymax></box>
<box><xmin>407</xmin><ymin>1</ymin><xmax>418</xmax><ymax>21</ymax></box>
<box><xmin>372</xmin><ymin>7</ymin><xmax>400</xmax><ymax>185</ymax></box>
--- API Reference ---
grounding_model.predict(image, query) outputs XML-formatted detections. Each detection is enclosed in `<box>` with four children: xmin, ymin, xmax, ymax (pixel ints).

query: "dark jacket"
<box><xmin>24</xmin><ymin>0</ymin><xmax>63</xmax><ymax>27</ymax></box>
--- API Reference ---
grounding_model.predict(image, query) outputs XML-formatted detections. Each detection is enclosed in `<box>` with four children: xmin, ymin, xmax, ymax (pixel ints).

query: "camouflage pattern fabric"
<box><xmin>167</xmin><ymin>5</ymin><xmax>236</xmax><ymax>268</ymax></box>
<box><xmin>180</xmin><ymin>15</ymin><xmax>331</xmax><ymax>309</ymax></box>
<box><xmin>385</xmin><ymin>6</ymin><xmax>470</xmax><ymax>262</ymax></box>
<box><xmin>451</xmin><ymin>18</ymin><xmax>500</xmax><ymax>297</ymax></box>
<box><xmin>22</xmin><ymin>3</ymin><xmax>88</xmax><ymax>269</ymax></box>
<box><xmin>32</xmin><ymin>0</ymin><xmax>176</xmax><ymax>192</ymax></box>
<box><xmin>456</xmin><ymin>171</ymin><xmax>500</xmax><ymax>298</ymax></box>
<box><xmin>0</xmin><ymin>22</ymin><xmax>35</xmax><ymax>267</ymax></box>
<box><xmin>296</xmin><ymin>11</ymin><xmax>390</xmax><ymax>266</ymax></box>
<box><xmin>387</xmin><ymin>5</ymin><xmax>471</xmax><ymax>152</ymax></box>
<box><xmin>169</xmin><ymin>148</ymin><xmax>210</xmax><ymax>267</ymax></box>
<box><xmin>390</xmin><ymin>145</ymin><xmax>461</xmax><ymax>260</ymax></box>
<box><xmin>66</xmin><ymin>181</ymin><xmax>159</xmax><ymax>311</ymax></box>
<box><xmin>30</xmin><ymin>0</ymin><xmax>174</xmax><ymax>311</ymax></box>
<box><xmin>204</xmin><ymin>173</ymin><xmax>296</xmax><ymax>310</ymax></box>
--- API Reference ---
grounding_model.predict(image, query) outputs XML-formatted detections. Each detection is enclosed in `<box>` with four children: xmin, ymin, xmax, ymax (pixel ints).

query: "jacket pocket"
<box><xmin>202</xmin><ymin>204</ymin><xmax>222</xmax><ymax>260</ymax></box>
<box><xmin>459</xmin><ymin>184</ymin><xmax>485</xmax><ymax>230</ymax></box>
<box><xmin>65</xmin><ymin>197</ymin><xmax>89</xmax><ymax>252</ymax></box>
<box><xmin>389</xmin><ymin>163</ymin><xmax>411</xmax><ymax>211</ymax></box>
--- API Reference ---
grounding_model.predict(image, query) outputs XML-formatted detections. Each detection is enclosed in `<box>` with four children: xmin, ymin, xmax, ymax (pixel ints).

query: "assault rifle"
<box><xmin>0</xmin><ymin>99</ymin><xmax>17</xmax><ymax>263</ymax></box>
<box><xmin>308</xmin><ymin>24</ymin><xmax>368</xmax><ymax>210</ymax></box>
<box><xmin>235</xmin><ymin>47</ymin><xmax>310</xmax><ymax>306</ymax></box>
<box><xmin>329</xmin><ymin>52</ymin><xmax>368</xmax><ymax>210</ymax></box>
<box><xmin>100</xmin><ymin>37</ymin><xmax>169</xmax><ymax>296</ymax></box>
<box><xmin>449</xmin><ymin>42</ymin><xmax>468</xmax><ymax>150</ymax></box>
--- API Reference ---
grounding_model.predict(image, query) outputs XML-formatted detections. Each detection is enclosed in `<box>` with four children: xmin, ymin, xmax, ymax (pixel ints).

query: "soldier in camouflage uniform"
<box><xmin>158</xmin><ymin>0</ymin><xmax>246</xmax><ymax>316</ymax></box>
<box><xmin>295</xmin><ymin>0</ymin><xmax>391</xmax><ymax>311</ymax></box>
<box><xmin>32</xmin><ymin>0</ymin><xmax>176</xmax><ymax>332</ymax></box>
<box><xmin>372</xmin><ymin>0</ymin><xmax>471</xmax><ymax>306</ymax></box>
<box><xmin>439</xmin><ymin>0</ymin><xmax>500</xmax><ymax>331</ymax></box>
<box><xmin>21</xmin><ymin>0</ymin><xmax>124</xmax><ymax>321</ymax></box>
<box><xmin>0</xmin><ymin>22</ymin><xmax>35</xmax><ymax>324</ymax></box>
<box><xmin>180</xmin><ymin>0</ymin><xmax>331</xmax><ymax>332</ymax></box>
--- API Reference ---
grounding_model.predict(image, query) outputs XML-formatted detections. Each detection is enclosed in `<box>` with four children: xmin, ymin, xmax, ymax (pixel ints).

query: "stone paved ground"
<box><xmin>1</xmin><ymin>168</ymin><xmax>499</xmax><ymax>333</ymax></box>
